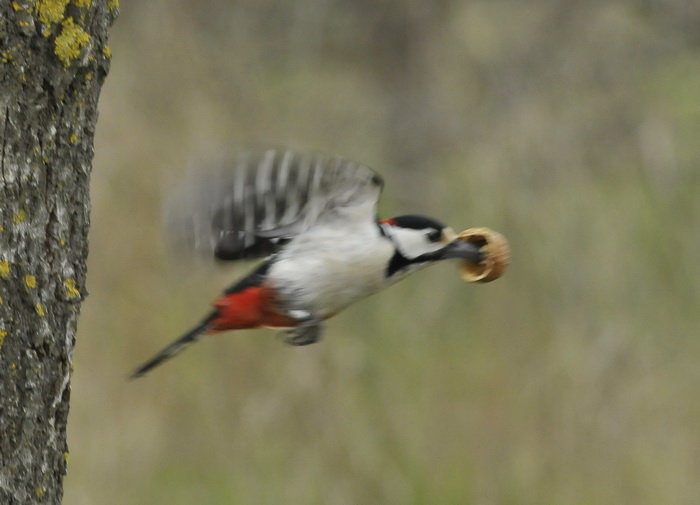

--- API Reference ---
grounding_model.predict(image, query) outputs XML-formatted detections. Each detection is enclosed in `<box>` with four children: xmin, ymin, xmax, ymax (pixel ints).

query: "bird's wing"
<box><xmin>165</xmin><ymin>148</ymin><xmax>384</xmax><ymax>262</ymax></box>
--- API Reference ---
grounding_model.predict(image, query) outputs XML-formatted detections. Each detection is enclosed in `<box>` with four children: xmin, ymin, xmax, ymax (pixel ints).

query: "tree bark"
<box><xmin>0</xmin><ymin>2</ymin><xmax>117</xmax><ymax>503</ymax></box>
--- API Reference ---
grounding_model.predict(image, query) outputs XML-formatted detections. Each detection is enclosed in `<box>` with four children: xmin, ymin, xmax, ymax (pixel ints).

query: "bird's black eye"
<box><xmin>427</xmin><ymin>229</ymin><xmax>441</xmax><ymax>242</ymax></box>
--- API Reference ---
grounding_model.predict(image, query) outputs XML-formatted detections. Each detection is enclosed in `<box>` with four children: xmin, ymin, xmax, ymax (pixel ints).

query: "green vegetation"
<box><xmin>65</xmin><ymin>1</ymin><xmax>700</xmax><ymax>504</ymax></box>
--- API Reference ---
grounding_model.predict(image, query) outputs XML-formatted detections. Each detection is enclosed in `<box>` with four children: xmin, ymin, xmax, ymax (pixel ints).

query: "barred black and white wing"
<box><xmin>165</xmin><ymin>148</ymin><xmax>384</xmax><ymax>262</ymax></box>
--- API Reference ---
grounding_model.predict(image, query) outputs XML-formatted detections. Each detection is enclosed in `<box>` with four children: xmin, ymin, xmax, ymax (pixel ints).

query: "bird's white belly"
<box><xmin>268</xmin><ymin>225</ymin><xmax>394</xmax><ymax>318</ymax></box>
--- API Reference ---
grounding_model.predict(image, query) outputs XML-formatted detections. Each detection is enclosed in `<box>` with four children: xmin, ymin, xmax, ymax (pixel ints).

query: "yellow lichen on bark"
<box><xmin>0</xmin><ymin>262</ymin><xmax>10</xmax><ymax>279</ymax></box>
<box><xmin>54</xmin><ymin>17</ymin><xmax>91</xmax><ymax>67</ymax></box>
<box><xmin>25</xmin><ymin>275</ymin><xmax>37</xmax><ymax>289</ymax></box>
<box><xmin>64</xmin><ymin>278</ymin><xmax>80</xmax><ymax>299</ymax></box>
<box><xmin>36</xmin><ymin>0</ymin><xmax>70</xmax><ymax>26</ymax></box>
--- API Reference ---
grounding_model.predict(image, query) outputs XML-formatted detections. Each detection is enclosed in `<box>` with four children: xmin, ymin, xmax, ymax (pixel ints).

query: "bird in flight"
<box><xmin>131</xmin><ymin>148</ymin><xmax>503</xmax><ymax>378</ymax></box>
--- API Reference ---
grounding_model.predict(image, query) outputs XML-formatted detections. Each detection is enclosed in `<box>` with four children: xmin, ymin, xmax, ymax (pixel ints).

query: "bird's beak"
<box><xmin>439</xmin><ymin>238</ymin><xmax>484</xmax><ymax>264</ymax></box>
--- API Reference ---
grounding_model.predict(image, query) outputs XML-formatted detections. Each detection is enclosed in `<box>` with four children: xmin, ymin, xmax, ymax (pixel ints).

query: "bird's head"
<box><xmin>379</xmin><ymin>214</ymin><xmax>484</xmax><ymax>278</ymax></box>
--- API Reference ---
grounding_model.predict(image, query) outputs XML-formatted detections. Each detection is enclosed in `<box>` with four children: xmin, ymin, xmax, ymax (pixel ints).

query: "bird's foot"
<box><xmin>281</xmin><ymin>310</ymin><xmax>323</xmax><ymax>346</ymax></box>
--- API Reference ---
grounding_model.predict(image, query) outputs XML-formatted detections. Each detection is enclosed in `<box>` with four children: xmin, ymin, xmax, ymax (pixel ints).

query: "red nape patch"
<box><xmin>379</xmin><ymin>218</ymin><xmax>396</xmax><ymax>225</ymax></box>
<box><xmin>208</xmin><ymin>286</ymin><xmax>298</xmax><ymax>332</ymax></box>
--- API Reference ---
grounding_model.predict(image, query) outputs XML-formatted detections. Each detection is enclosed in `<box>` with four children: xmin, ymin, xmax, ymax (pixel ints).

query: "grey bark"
<box><xmin>0</xmin><ymin>2</ymin><xmax>117</xmax><ymax>504</ymax></box>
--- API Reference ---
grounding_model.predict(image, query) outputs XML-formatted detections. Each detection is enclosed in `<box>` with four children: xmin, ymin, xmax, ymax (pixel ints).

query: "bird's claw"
<box><xmin>280</xmin><ymin>311</ymin><xmax>323</xmax><ymax>346</ymax></box>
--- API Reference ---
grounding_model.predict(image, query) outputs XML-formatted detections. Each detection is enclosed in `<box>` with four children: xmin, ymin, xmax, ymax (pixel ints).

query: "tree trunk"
<box><xmin>0</xmin><ymin>2</ymin><xmax>117</xmax><ymax>503</ymax></box>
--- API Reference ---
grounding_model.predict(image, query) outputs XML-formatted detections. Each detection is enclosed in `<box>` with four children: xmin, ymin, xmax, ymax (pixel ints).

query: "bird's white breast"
<box><xmin>267</xmin><ymin>216</ymin><xmax>394</xmax><ymax>318</ymax></box>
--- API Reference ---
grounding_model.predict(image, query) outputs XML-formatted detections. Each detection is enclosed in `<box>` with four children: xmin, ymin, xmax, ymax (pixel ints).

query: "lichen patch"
<box><xmin>13</xmin><ymin>209</ymin><xmax>26</xmax><ymax>224</ymax></box>
<box><xmin>36</xmin><ymin>0</ymin><xmax>70</xmax><ymax>26</ymax></box>
<box><xmin>0</xmin><ymin>262</ymin><xmax>10</xmax><ymax>279</ymax></box>
<box><xmin>25</xmin><ymin>275</ymin><xmax>37</xmax><ymax>289</ymax></box>
<box><xmin>54</xmin><ymin>17</ymin><xmax>91</xmax><ymax>67</ymax></box>
<box><xmin>64</xmin><ymin>278</ymin><xmax>80</xmax><ymax>299</ymax></box>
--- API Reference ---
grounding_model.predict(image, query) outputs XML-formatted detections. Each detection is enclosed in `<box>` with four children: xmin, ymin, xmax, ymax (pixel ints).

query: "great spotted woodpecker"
<box><xmin>131</xmin><ymin>148</ymin><xmax>484</xmax><ymax>378</ymax></box>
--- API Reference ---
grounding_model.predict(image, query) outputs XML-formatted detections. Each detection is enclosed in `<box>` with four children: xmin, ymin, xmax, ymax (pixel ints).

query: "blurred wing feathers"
<box><xmin>165</xmin><ymin>148</ymin><xmax>383</xmax><ymax>262</ymax></box>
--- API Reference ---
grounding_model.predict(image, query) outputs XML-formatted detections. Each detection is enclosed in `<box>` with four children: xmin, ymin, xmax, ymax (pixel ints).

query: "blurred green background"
<box><xmin>65</xmin><ymin>1</ymin><xmax>700</xmax><ymax>504</ymax></box>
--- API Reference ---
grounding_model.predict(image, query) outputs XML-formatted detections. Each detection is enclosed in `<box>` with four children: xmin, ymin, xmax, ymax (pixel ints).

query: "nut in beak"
<box><xmin>456</xmin><ymin>227</ymin><xmax>510</xmax><ymax>283</ymax></box>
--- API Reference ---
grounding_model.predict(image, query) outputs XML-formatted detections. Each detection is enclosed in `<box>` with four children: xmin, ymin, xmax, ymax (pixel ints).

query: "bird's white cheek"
<box><xmin>390</xmin><ymin>227</ymin><xmax>443</xmax><ymax>260</ymax></box>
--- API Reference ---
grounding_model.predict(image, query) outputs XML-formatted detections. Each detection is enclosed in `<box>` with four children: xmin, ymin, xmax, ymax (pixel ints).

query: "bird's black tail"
<box><xmin>130</xmin><ymin>314</ymin><xmax>216</xmax><ymax>379</ymax></box>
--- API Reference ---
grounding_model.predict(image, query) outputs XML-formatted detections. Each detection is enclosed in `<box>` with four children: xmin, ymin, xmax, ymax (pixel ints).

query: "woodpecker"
<box><xmin>131</xmin><ymin>148</ymin><xmax>485</xmax><ymax>378</ymax></box>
